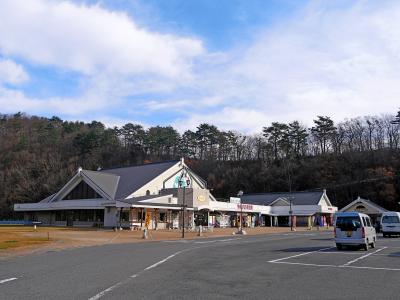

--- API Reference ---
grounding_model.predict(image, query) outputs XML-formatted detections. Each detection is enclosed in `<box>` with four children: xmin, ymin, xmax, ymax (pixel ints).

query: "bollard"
<box><xmin>142</xmin><ymin>228</ymin><xmax>148</xmax><ymax>239</ymax></box>
<box><xmin>198</xmin><ymin>225</ymin><xmax>203</xmax><ymax>237</ymax></box>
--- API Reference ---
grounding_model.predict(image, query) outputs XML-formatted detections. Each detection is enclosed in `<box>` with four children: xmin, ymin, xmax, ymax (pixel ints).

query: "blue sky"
<box><xmin>0</xmin><ymin>0</ymin><xmax>399</xmax><ymax>132</ymax></box>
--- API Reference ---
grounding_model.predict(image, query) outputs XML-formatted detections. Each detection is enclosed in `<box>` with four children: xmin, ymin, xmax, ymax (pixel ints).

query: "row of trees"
<box><xmin>1</xmin><ymin>111</ymin><xmax>400</xmax><ymax>218</ymax></box>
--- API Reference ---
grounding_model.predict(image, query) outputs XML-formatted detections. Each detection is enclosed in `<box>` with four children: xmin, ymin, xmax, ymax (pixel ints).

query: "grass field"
<box><xmin>0</xmin><ymin>226</ymin><xmax>61</xmax><ymax>250</ymax></box>
<box><xmin>0</xmin><ymin>225</ymin><xmax>332</xmax><ymax>257</ymax></box>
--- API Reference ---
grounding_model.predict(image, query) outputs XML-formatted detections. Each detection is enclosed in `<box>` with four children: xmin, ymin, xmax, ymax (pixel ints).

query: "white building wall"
<box><xmin>104</xmin><ymin>207</ymin><xmax>118</xmax><ymax>227</ymax></box>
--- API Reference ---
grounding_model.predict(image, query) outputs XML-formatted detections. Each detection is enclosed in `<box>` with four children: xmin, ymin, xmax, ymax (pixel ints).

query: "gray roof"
<box><xmin>119</xmin><ymin>194</ymin><xmax>170</xmax><ymax>204</ymax></box>
<box><xmin>100</xmin><ymin>160</ymin><xmax>179</xmax><ymax>200</ymax></box>
<box><xmin>241</xmin><ymin>191</ymin><xmax>324</xmax><ymax>206</ymax></box>
<box><xmin>39</xmin><ymin>194</ymin><xmax>55</xmax><ymax>203</ymax></box>
<box><xmin>81</xmin><ymin>170</ymin><xmax>120</xmax><ymax>200</ymax></box>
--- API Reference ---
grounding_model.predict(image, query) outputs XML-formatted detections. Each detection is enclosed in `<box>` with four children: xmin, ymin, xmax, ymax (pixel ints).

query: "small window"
<box><xmin>137</xmin><ymin>211</ymin><xmax>144</xmax><ymax>221</ymax></box>
<box><xmin>120</xmin><ymin>211</ymin><xmax>129</xmax><ymax>222</ymax></box>
<box><xmin>146</xmin><ymin>190</ymin><xmax>151</xmax><ymax>196</ymax></box>
<box><xmin>366</xmin><ymin>218</ymin><xmax>371</xmax><ymax>227</ymax></box>
<box><xmin>55</xmin><ymin>211</ymin><xmax>66</xmax><ymax>221</ymax></box>
<box><xmin>159</xmin><ymin>212</ymin><xmax>166</xmax><ymax>222</ymax></box>
<box><xmin>362</xmin><ymin>217</ymin><xmax>367</xmax><ymax>227</ymax></box>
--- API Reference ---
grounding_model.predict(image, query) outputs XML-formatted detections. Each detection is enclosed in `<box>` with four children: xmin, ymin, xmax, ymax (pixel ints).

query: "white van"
<box><xmin>334</xmin><ymin>212</ymin><xmax>376</xmax><ymax>250</ymax></box>
<box><xmin>381</xmin><ymin>212</ymin><xmax>400</xmax><ymax>237</ymax></box>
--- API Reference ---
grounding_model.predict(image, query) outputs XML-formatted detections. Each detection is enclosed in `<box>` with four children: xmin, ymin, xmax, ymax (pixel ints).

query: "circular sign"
<box><xmin>197</xmin><ymin>195</ymin><xmax>206</xmax><ymax>202</ymax></box>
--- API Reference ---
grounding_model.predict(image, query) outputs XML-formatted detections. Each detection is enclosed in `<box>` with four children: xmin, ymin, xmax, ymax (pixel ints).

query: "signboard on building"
<box><xmin>237</xmin><ymin>204</ymin><xmax>253</xmax><ymax>211</ymax></box>
<box><xmin>230</xmin><ymin>197</ymin><xmax>241</xmax><ymax>204</ymax></box>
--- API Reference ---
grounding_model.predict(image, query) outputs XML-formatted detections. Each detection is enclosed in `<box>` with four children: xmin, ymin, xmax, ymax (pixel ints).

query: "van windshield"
<box><xmin>336</xmin><ymin>216</ymin><xmax>361</xmax><ymax>231</ymax></box>
<box><xmin>382</xmin><ymin>216</ymin><xmax>400</xmax><ymax>223</ymax></box>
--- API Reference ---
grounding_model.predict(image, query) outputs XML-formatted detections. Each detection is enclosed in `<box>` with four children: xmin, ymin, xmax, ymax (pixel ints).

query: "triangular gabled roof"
<box><xmin>100</xmin><ymin>160</ymin><xmax>179</xmax><ymax>200</ymax></box>
<box><xmin>270</xmin><ymin>197</ymin><xmax>290</xmax><ymax>206</ymax></box>
<box><xmin>81</xmin><ymin>170</ymin><xmax>120</xmax><ymax>200</ymax></box>
<box><xmin>339</xmin><ymin>197</ymin><xmax>388</xmax><ymax>213</ymax></box>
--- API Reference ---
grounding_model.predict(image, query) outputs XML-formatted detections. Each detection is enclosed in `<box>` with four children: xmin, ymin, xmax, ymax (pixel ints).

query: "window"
<box><xmin>94</xmin><ymin>210</ymin><xmax>104</xmax><ymax>222</ymax></box>
<box><xmin>146</xmin><ymin>190</ymin><xmax>151</xmax><ymax>196</ymax></box>
<box><xmin>159</xmin><ymin>212</ymin><xmax>166</xmax><ymax>222</ymax></box>
<box><xmin>137</xmin><ymin>211</ymin><xmax>144</xmax><ymax>221</ymax></box>
<box><xmin>120</xmin><ymin>211</ymin><xmax>130</xmax><ymax>222</ymax></box>
<box><xmin>366</xmin><ymin>218</ymin><xmax>371</xmax><ymax>227</ymax></box>
<box><xmin>72</xmin><ymin>210</ymin><xmax>95</xmax><ymax>222</ymax></box>
<box><xmin>336</xmin><ymin>216</ymin><xmax>361</xmax><ymax>231</ymax></box>
<box><xmin>362</xmin><ymin>217</ymin><xmax>367</xmax><ymax>226</ymax></box>
<box><xmin>55</xmin><ymin>211</ymin><xmax>66</xmax><ymax>221</ymax></box>
<box><xmin>382</xmin><ymin>216</ymin><xmax>400</xmax><ymax>223</ymax></box>
<box><xmin>63</xmin><ymin>181</ymin><xmax>102</xmax><ymax>200</ymax></box>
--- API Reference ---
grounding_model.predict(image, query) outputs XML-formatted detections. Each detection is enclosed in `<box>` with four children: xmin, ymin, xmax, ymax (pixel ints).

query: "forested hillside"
<box><xmin>1</xmin><ymin>112</ymin><xmax>400</xmax><ymax>218</ymax></box>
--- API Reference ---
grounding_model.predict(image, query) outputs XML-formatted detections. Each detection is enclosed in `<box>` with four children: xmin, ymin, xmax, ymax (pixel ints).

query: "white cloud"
<box><xmin>1</xmin><ymin>0</ymin><xmax>400</xmax><ymax>133</ymax></box>
<box><xmin>0</xmin><ymin>0</ymin><xmax>203</xmax><ymax>78</ymax></box>
<box><xmin>0</xmin><ymin>86</ymin><xmax>111</xmax><ymax>116</ymax></box>
<box><xmin>174</xmin><ymin>107</ymin><xmax>268</xmax><ymax>134</ymax></box>
<box><xmin>204</xmin><ymin>1</ymin><xmax>400</xmax><ymax>127</ymax></box>
<box><xmin>0</xmin><ymin>59</ymin><xmax>28</xmax><ymax>84</ymax></box>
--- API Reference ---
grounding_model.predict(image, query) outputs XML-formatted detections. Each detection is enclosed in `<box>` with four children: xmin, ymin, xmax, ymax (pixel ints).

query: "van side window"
<box><xmin>362</xmin><ymin>217</ymin><xmax>367</xmax><ymax>227</ymax></box>
<box><xmin>366</xmin><ymin>218</ymin><xmax>371</xmax><ymax>227</ymax></box>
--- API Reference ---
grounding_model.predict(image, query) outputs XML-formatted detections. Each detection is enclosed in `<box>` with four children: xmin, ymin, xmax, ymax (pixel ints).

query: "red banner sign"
<box><xmin>237</xmin><ymin>204</ymin><xmax>253</xmax><ymax>211</ymax></box>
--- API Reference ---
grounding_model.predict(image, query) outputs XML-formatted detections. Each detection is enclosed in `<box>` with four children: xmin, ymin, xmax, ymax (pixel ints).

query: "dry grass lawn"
<box><xmin>0</xmin><ymin>225</ymin><xmax>332</xmax><ymax>258</ymax></box>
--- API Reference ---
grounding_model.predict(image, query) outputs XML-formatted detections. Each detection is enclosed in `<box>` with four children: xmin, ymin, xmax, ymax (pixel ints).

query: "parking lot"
<box><xmin>1</xmin><ymin>231</ymin><xmax>400</xmax><ymax>299</ymax></box>
<box><xmin>269</xmin><ymin>236</ymin><xmax>400</xmax><ymax>272</ymax></box>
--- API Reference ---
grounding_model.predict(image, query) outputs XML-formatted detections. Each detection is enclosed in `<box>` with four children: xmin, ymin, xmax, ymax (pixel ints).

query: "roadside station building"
<box><xmin>240</xmin><ymin>191</ymin><xmax>337</xmax><ymax>227</ymax></box>
<box><xmin>339</xmin><ymin>196</ymin><xmax>388</xmax><ymax>224</ymax></box>
<box><xmin>14</xmin><ymin>159</ymin><xmax>337</xmax><ymax>229</ymax></box>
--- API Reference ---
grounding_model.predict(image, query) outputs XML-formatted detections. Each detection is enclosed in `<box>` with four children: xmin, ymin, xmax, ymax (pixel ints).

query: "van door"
<box><xmin>336</xmin><ymin>216</ymin><xmax>362</xmax><ymax>239</ymax></box>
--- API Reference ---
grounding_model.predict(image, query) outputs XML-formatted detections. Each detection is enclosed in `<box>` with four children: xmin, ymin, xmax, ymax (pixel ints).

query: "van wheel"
<box><xmin>370</xmin><ymin>241</ymin><xmax>375</xmax><ymax>248</ymax></box>
<box><xmin>336</xmin><ymin>244</ymin><xmax>342</xmax><ymax>250</ymax></box>
<box><xmin>363</xmin><ymin>241</ymin><xmax>369</xmax><ymax>251</ymax></box>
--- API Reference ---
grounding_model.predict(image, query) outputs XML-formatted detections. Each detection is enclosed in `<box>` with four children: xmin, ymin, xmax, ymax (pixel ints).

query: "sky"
<box><xmin>0</xmin><ymin>0</ymin><xmax>399</xmax><ymax>133</ymax></box>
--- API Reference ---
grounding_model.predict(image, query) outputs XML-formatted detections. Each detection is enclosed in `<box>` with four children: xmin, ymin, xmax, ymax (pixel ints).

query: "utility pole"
<box><xmin>236</xmin><ymin>190</ymin><xmax>245</xmax><ymax>235</ymax></box>
<box><xmin>289</xmin><ymin>197</ymin><xmax>293</xmax><ymax>231</ymax></box>
<box><xmin>182</xmin><ymin>185</ymin><xmax>186</xmax><ymax>238</ymax></box>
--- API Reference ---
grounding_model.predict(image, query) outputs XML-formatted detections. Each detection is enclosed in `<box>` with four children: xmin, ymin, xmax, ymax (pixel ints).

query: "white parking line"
<box><xmin>341</xmin><ymin>247</ymin><xmax>387</xmax><ymax>266</ymax></box>
<box><xmin>0</xmin><ymin>277</ymin><xmax>18</xmax><ymax>284</ymax></box>
<box><xmin>144</xmin><ymin>250</ymin><xmax>185</xmax><ymax>271</ymax></box>
<box><xmin>270</xmin><ymin>261</ymin><xmax>400</xmax><ymax>272</ymax></box>
<box><xmin>195</xmin><ymin>238</ymin><xmax>241</xmax><ymax>244</ymax></box>
<box><xmin>269</xmin><ymin>247</ymin><xmax>334</xmax><ymax>263</ymax></box>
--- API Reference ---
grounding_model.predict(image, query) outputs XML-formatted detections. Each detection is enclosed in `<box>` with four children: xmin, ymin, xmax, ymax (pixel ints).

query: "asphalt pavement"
<box><xmin>1</xmin><ymin>231</ymin><xmax>400</xmax><ymax>299</ymax></box>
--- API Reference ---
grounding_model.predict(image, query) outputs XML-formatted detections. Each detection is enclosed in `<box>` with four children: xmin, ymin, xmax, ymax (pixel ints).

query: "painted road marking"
<box><xmin>341</xmin><ymin>247</ymin><xmax>387</xmax><ymax>266</ymax></box>
<box><xmin>0</xmin><ymin>277</ymin><xmax>18</xmax><ymax>284</ymax></box>
<box><xmin>145</xmin><ymin>250</ymin><xmax>185</xmax><ymax>271</ymax></box>
<box><xmin>89</xmin><ymin>236</ymin><xmax>245</xmax><ymax>300</ymax></box>
<box><xmin>270</xmin><ymin>261</ymin><xmax>400</xmax><ymax>272</ymax></box>
<box><xmin>89</xmin><ymin>248</ymin><xmax>192</xmax><ymax>300</ymax></box>
<box><xmin>269</xmin><ymin>247</ymin><xmax>334</xmax><ymax>263</ymax></box>
<box><xmin>195</xmin><ymin>238</ymin><xmax>241</xmax><ymax>244</ymax></box>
